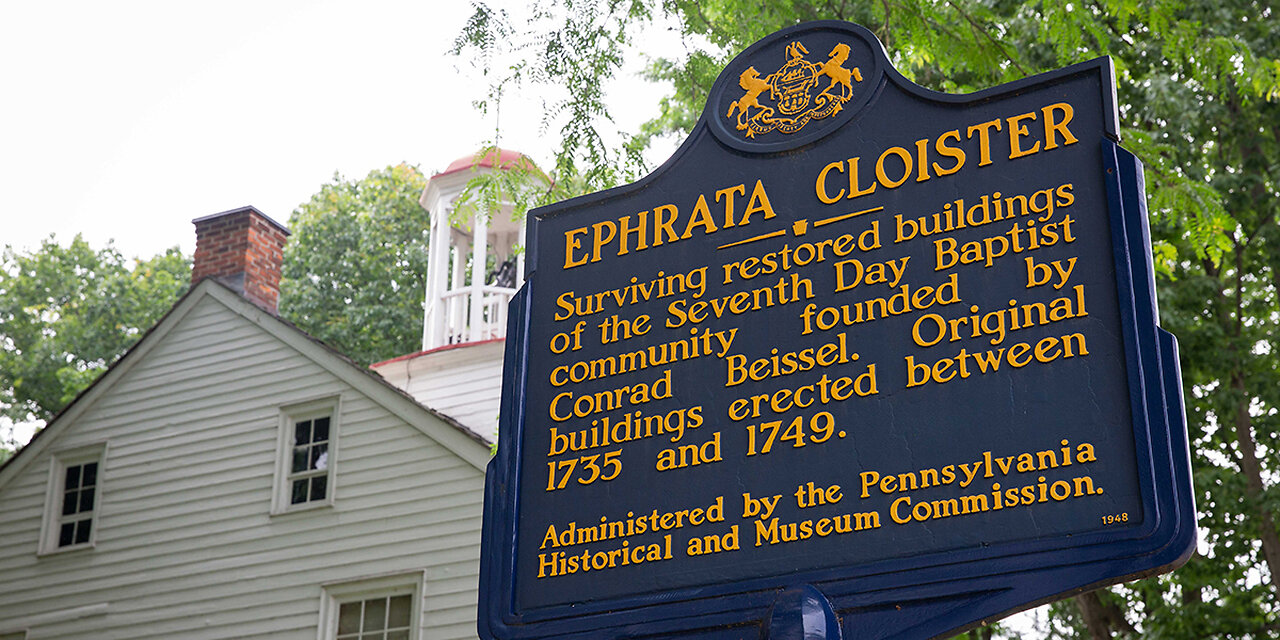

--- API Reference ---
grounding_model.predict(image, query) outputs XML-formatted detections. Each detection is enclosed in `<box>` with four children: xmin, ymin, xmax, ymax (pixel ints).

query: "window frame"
<box><xmin>318</xmin><ymin>570</ymin><xmax>426</xmax><ymax>640</ymax></box>
<box><xmin>38</xmin><ymin>443</ymin><xmax>108</xmax><ymax>556</ymax></box>
<box><xmin>272</xmin><ymin>396</ymin><xmax>341</xmax><ymax>515</ymax></box>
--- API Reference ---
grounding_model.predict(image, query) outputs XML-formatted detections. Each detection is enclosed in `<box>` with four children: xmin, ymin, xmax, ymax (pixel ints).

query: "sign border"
<box><xmin>480</xmin><ymin>20</ymin><xmax>1193</xmax><ymax>640</ymax></box>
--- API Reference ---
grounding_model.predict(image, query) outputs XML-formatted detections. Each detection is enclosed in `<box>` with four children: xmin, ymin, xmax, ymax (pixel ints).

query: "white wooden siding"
<box><xmin>372</xmin><ymin>341</ymin><xmax>505</xmax><ymax>444</ymax></box>
<box><xmin>0</xmin><ymin>294</ymin><xmax>484</xmax><ymax>640</ymax></box>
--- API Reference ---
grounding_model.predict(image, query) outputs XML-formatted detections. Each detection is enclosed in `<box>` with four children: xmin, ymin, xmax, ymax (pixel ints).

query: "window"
<box><xmin>320</xmin><ymin>571</ymin><xmax>424</xmax><ymax>640</ymax></box>
<box><xmin>336</xmin><ymin>594</ymin><xmax>413</xmax><ymax>640</ymax></box>
<box><xmin>273</xmin><ymin>397</ymin><xmax>339</xmax><ymax>513</ymax></box>
<box><xmin>58</xmin><ymin>461</ymin><xmax>98</xmax><ymax>546</ymax></box>
<box><xmin>289</xmin><ymin>415</ymin><xmax>331</xmax><ymax>505</ymax></box>
<box><xmin>39</xmin><ymin>444</ymin><xmax>106</xmax><ymax>555</ymax></box>
<box><xmin>0</xmin><ymin>631</ymin><xmax>27</xmax><ymax>640</ymax></box>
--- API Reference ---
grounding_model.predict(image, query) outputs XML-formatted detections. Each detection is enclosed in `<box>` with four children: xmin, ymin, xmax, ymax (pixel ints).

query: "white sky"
<box><xmin>0</xmin><ymin>0</ymin><xmax>667</xmax><ymax>260</ymax></box>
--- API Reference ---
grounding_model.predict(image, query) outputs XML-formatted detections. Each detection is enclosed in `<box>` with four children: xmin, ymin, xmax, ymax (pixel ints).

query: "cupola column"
<box><xmin>468</xmin><ymin>212</ymin><xmax>489</xmax><ymax>343</ymax></box>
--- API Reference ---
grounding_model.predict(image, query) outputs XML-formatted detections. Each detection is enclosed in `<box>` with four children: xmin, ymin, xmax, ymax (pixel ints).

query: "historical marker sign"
<box><xmin>480</xmin><ymin>21</ymin><xmax>1195</xmax><ymax>640</ymax></box>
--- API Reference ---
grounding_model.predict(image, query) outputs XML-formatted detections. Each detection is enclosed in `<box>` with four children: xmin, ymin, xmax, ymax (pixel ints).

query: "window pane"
<box><xmin>311</xmin><ymin>443</ymin><xmax>328</xmax><ymax>470</ymax></box>
<box><xmin>79</xmin><ymin>487</ymin><xmax>95</xmax><ymax>513</ymax></box>
<box><xmin>59</xmin><ymin>522</ymin><xmax>75</xmax><ymax>546</ymax></box>
<box><xmin>295</xmin><ymin>420</ymin><xmax>312</xmax><ymax>445</ymax></box>
<box><xmin>65</xmin><ymin>465</ymin><xmax>81</xmax><ymax>489</ymax></box>
<box><xmin>387</xmin><ymin>631</ymin><xmax>409</xmax><ymax>640</ymax></box>
<box><xmin>292</xmin><ymin>447</ymin><xmax>309</xmax><ymax>473</ymax></box>
<box><xmin>313</xmin><ymin>417</ymin><xmax>330</xmax><ymax>442</ymax></box>
<box><xmin>362</xmin><ymin>597</ymin><xmax>387</xmax><ymax>631</ymax></box>
<box><xmin>387</xmin><ymin>594</ymin><xmax>411</xmax><ymax>627</ymax></box>
<box><xmin>291</xmin><ymin>479</ymin><xmax>309</xmax><ymax>504</ymax></box>
<box><xmin>337</xmin><ymin>601</ymin><xmax>362</xmax><ymax>634</ymax></box>
<box><xmin>74</xmin><ymin>519</ymin><xmax>92</xmax><ymax>544</ymax></box>
<box><xmin>82</xmin><ymin>462</ymin><xmax>98</xmax><ymax>486</ymax></box>
<box><xmin>310</xmin><ymin>475</ymin><xmax>327</xmax><ymax>501</ymax></box>
<box><xmin>62</xmin><ymin>490</ymin><xmax>78</xmax><ymax>516</ymax></box>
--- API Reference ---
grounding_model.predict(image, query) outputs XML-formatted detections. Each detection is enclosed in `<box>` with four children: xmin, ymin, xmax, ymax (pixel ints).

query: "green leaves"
<box><xmin>455</xmin><ymin>1</ymin><xmax>653</xmax><ymax>197</ymax></box>
<box><xmin>277</xmin><ymin>164</ymin><xmax>430</xmax><ymax>366</ymax></box>
<box><xmin>0</xmin><ymin>236</ymin><xmax>190</xmax><ymax>425</ymax></box>
<box><xmin>449</xmin><ymin>147</ymin><xmax>552</xmax><ymax>226</ymax></box>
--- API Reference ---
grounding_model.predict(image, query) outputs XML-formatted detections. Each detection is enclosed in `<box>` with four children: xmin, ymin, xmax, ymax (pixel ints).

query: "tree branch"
<box><xmin>945</xmin><ymin>0</ymin><xmax>1028</xmax><ymax>75</ymax></box>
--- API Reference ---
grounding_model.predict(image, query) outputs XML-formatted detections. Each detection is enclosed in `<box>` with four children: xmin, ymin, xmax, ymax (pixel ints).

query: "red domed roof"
<box><xmin>438</xmin><ymin>148</ymin><xmax>532</xmax><ymax>177</ymax></box>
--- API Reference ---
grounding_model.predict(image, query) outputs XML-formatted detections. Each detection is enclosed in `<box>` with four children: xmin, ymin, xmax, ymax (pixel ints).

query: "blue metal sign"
<box><xmin>480</xmin><ymin>20</ymin><xmax>1194</xmax><ymax>640</ymax></box>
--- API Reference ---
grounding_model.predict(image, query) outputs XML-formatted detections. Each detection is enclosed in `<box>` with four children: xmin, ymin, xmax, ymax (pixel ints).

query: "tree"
<box><xmin>456</xmin><ymin>1</ymin><xmax>1280</xmax><ymax>637</ymax></box>
<box><xmin>1110</xmin><ymin>3</ymin><xmax>1280</xmax><ymax>635</ymax></box>
<box><xmin>278</xmin><ymin>163</ymin><xmax>430</xmax><ymax>366</ymax></box>
<box><xmin>0</xmin><ymin>236</ymin><xmax>190</xmax><ymax>426</ymax></box>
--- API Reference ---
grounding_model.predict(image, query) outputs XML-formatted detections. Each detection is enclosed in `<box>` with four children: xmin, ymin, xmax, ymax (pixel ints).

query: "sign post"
<box><xmin>480</xmin><ymin>21</ymin><xmax>1195</xmax><ymax>640</ymax></box>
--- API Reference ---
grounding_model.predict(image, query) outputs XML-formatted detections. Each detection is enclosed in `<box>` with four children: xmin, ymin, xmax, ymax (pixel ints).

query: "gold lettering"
<box><xmin>966</xmin><ymin>119</ymin><xmax>1003</xmax><ymax>166</ymax></box>
<box><xmin>1006</xmin><ymin>111</ymin><xmax>1041</xmax><ymax>159</ymax></box>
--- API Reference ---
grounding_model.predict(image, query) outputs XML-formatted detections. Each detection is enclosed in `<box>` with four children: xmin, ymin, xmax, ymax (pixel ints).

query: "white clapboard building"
<box><xmin>0</xmin><ymin>149</ymin><xmax>533</xmax><ymax>640</ymax></box>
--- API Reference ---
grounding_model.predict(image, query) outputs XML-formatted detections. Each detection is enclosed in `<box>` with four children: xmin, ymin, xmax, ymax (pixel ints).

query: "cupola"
<box><xmin>420</xmin><ymin>148</ymin><xmax>542</xmax><ymax>349</ymax></box>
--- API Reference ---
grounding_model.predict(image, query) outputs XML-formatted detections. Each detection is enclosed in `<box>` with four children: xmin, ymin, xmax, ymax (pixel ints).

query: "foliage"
<box><xmin>278</xmin><ymin>164</ymin><xmax>430</xmax><ymax>366</ymax></box>
<box><xmin>0</xmin><ymin>236</ymin><xmax>190</xmax><ymax>426</ymax></box>
<box><xmin>448</xmin><ymin>146</ymin><xmax>562</xmax><ymax>228</ymax></box>
<box><xmin>1071</xmin><ymin>3</ymin><xmax>1280</xmax><ymax>637</ymax></box>
<box><xmin>456</xmin><ymin>0</ymin><xmax>1280</xmax><ymax>637</ymax></box>
<box><xmin>454</xmin><ymin>2</ymin><xmax>654</xmax><ymax>199</ymax></box>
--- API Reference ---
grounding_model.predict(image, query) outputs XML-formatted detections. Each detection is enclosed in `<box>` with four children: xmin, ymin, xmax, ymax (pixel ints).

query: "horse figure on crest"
<box><xmin>817</xmin><ymin>43</ymin><xmax>862</xmax><ymax>109</ymax></box>
<box><xmin>726</xmin><ymin>67</ymin><xmax>773</xmax><ymax>135</ymax></box>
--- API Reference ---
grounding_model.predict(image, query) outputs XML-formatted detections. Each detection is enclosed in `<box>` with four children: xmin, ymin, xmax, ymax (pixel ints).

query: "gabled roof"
<box><xmin>0</xmin><ymin>279</ymin><xmax>491</xmax><ymax>491</ymax></box>
<box><xmin>369</xmin><ymin>337</ymin><xmax>505</xmax><ymax>368</ymax></box>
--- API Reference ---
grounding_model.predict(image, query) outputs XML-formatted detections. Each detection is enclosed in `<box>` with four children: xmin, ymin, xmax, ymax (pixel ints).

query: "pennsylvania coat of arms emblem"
<box><xmin>726</xmin><ymin>41</ymin><xmax>863</xmax><ymax>138</ymax></box>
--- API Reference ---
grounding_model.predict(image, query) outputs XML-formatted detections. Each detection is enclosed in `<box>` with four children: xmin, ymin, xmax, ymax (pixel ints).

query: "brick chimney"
<box><xmin>191</xmin><ymin>206</ymin><xmax>290</xmax><ymax>314</ymax></box>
